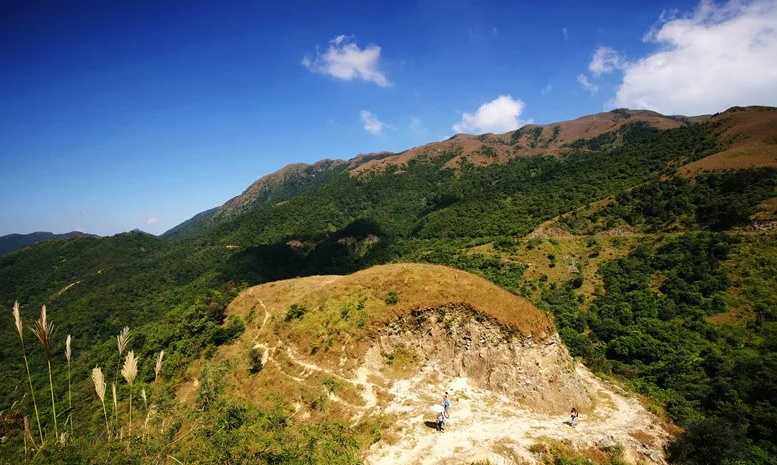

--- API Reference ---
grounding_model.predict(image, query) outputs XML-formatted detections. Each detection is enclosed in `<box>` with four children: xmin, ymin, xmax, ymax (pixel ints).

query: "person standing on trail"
<box><xmin>436</xmin><ymin>411</ymin><xmax>446</xmax><ymax>432</ymax></box>
<box><xmin>444</xmin><ymin>392</ymin><xmax>451</xmax><ymax>418</ymax></box>
<box><xmin>570</xmin><ymin>407</ymin><xmax>578</xmax><ymax>428</ymax></box>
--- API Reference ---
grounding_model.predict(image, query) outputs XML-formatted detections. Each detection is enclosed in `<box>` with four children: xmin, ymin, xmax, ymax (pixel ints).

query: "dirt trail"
<box><xmin>364</xmin><ymin>363</ymin><xmax>668</xmax><ymax>465</ymax></box>
<box><xmin>243</xmin><ymin>290</ymin><xmax>668</xmax><ymax>464</ymax></box>
<box><xmin>246</xmin><ymin>295</ymin><xmax>383</xmax><ymax>419</ymax></box>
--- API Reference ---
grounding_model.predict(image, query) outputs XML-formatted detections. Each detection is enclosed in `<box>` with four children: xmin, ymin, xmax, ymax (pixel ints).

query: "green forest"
<box><xmin>2</xmin><ymin>110</ymin><xmax>777</xmax><ymax>464</ymax></box>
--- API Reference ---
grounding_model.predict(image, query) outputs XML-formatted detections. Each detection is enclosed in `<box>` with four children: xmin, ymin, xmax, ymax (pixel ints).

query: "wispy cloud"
<box><xmin>588</xmin><ymin>47</ymin><xmax>627</xmax><ymax>76</ymax></box>
<box><xmin>452</xmin><ymin>95</ymin><xmax>531</xmax><ymax>134</ymax></box>
<box><xmin>577</xmin><ymin>74</ymin><xmax>599</xmax><ymax>94</ymax></box>
<box><xmin>360</xmin><ymin>110</ymin><xmax>386</xmax><ymax>135</ymax></box>
<box><xmin>409</xmin><ymin>116</ymin><xmax>424</xmax><ymax>134</ymax></box>
<box><xmin>302</xmin><ymin>35</ymin><xmax>391</xmax><ymax>87</ymax></box>
<box><xmin>563</xmin><ymin>27</ymin><xmax>568</xmax><ymax>40</ymax></box>
<box><xmin>541</xmin><ymin>84</ymin><xmax>553</xmax><ymax>95</ymax></box>
<box><xmin>145</xmin><ymin>218</ymin><xmax>158</xmax><ymax>225</ymax></box>
<box><xmin>608</xmin><ymin>0</ymin><xmax>777</xmax><ymax>114</ymax></box>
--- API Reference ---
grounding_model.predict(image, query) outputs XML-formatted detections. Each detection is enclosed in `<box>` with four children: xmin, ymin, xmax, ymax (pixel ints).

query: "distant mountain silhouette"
<box><xmin>0</xmin><ymin>231</ymin><xmax>95</xmax><ymax>256</ymax></box>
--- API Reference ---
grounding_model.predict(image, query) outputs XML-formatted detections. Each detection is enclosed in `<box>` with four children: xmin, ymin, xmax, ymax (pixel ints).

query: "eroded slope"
<box><xmin>185</xmin><ymin>264</ymin><xmax>671</xmax><ymax>464</ymax></box>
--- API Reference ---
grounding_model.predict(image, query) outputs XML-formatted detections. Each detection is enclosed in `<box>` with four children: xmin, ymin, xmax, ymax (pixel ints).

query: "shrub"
<box><xmin>385</xmin><ymin>290</ymin><xmax>399</xmax><ymax>305</ymax></box>
<box><xmin>248</xmin><ymin>348</ymin><xmax>263</xmax><ymax>374</ymax></box>
<box><xmin>285</xmin><ymin>304</ymin><xmax>308</xmax><ymax>321</ymax></box>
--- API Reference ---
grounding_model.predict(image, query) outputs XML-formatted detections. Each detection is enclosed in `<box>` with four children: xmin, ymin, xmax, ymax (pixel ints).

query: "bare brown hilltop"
<box><xmin>178</xmin><ymin>264</ymin><xmax>673</xmax><ymax>464</ymax></box>
<box><xmin>679</xmin><ymin>106</ymin><xmax>777</xmax><ymax>176</ymax></box>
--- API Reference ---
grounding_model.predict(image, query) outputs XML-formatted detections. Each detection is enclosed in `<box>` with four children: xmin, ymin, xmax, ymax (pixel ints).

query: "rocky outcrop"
<box><xmin>376</xmin><ymin>304</ymin><xmax>591</xmax><ymax>412</ymax></box>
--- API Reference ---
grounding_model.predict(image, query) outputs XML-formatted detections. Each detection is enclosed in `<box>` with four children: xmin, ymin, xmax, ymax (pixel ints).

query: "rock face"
<box><xmin>377</xmin><ymin>304</ymin><xmax>591</xmax><ymax>412</ymax></box>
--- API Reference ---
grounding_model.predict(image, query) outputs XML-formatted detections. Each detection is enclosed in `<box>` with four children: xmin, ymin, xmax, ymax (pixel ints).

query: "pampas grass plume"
<box><xmin>12</xmin><ymin>301</ymin><xmax>22</xmax><ymax>337</ymax></box>
<box><xmin>31</xmin><ymin>305</ymin><xmax>58</xmax><ymax>436</ymax></box>
<box><xmin>111</xmin><ymin>383</ymin><xmax>118</xmax><ymax>418</ymax></box>
<box><xmin>121</xmin><ymin>351</ymin><xmax>138</xmax><ymax>386</ymax></box>
<box><xmin>154</xmin><ymin>351</ymin><xmax>164</xmax><ymax>381</ymax></box>
<box><xmin>117</xmin><ymin>327</ymin><xmax>130</xmax><ymax>355</ymax></box>
<box><xmin>11</xmin><ymin>301</ymin><xmax>43</xmax><ymax>442</ymax></box>
<box><xmin>92</xmin><ymin>366</ymin><xmax>109</xmax><ymax>438</ymax></box>
<box><xmin>92</xmin><ymin>367</ymin><xmax>106</xmax><ymax>401</ymax></box>
<box><xmin>30</xmin><ymin>305</ymin><xmax>55</xmax><ymax>360</ymax></box>
<box><xmin>121</xmin><ymin>351</ymin><xmax>138</xmax><ymax>437</ymax></box>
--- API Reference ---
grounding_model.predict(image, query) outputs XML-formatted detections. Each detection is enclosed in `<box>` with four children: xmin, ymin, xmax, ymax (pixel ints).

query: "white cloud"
<box><xmin>409</xmin><ymin>116</ymin><xmax>423</xmax><ymax>133</ymax></box>
<box><xmin>612</xmin><ymin>0</ymin><xmax>777</xmax><ymax>114</ymax></box>
<box><xmin>452</xmin><ymin>95</ymin><xmax>531</xmax><ymax>134</ymax></box>
<box><xmin>541</xmin><ymin>84</ymin><xmax>553</xmax><ymax>95</ymax></box>
<box><xmin>360</xmin><ymin>110</ymin><xmax>386</xmax><ymax>135</ymax></box>
<box><xmin>588</xmin><ymin>47</ymin><xmax>627</xmax><ymax>75</ymax></box>
<box><xmin>302</xmin><ymin>35</ymin><xmax>391</xmax><ymax>87</ymax></box>
<box><xmin>563</xmin><ymin>27</ymin><xmax>568</xmax><ymax>40</ymax></box>
<box><xmin>577</xmin><ymin>74</ymin><xmax>599</xmax><ymax>94</ymax></box>
<box><xmin>145</xmin><ymin>218</ymin><xmax>158</xmax><ymax>225</ymax></box>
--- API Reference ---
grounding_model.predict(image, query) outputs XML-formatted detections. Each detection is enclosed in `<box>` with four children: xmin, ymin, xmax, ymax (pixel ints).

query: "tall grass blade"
<box><xmin>92</xmin><ymin>367</ymin><xmax>109</xmax><ymax>439</ymax></box>
<box><xmin>111</xmin><ymin>382</ymin><xmax>118</xmax><ymax>431</ymax></box>
<box><xmin>117</xmin><ymin>327</ymin><xmax>130</xmax><ymax>356</ymax></box>
<box><xmin>155</xmin><ymin>351</ymin><xmax>164</xmax><ymax>382</ymax></box>
<box><xmin>66</xmin><ymin>335</ymin><xmax>72</xmax><ymax>435</ymax></box>
<box><xmin>31</xmin><ymin>305</ymin><xmax>58</xmax><ymax>437</ymax></box>
<box><xmin>121</xmin><ymin>351</ymin><xmax>138</xmax><ymax>437</ymax></box>
<box><xmin>11</xmin><ymin>301</ymin><xmax>43</xmax><ymax>442</ymax></box>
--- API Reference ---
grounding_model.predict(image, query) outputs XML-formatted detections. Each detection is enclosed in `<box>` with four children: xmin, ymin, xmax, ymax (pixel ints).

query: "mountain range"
<box><xmin>0</xmin><ymin>231</ymin><xmax>93</xmax><ymax>256</ymax></box>
<box><xmin>1</xmin><ymin>105</ymin><xmax>776</xmax><ymax>465</ymax></box>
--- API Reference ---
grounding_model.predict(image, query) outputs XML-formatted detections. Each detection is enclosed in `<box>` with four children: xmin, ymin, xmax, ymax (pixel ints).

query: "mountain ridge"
<box><xmin>0</xmin><ymin>231</ymin><xmax>95</xmax><ymax>256</ymax></box>
<box><xmin>2</xmin><ymin>104</ymin><xmax>777</xmax><ymax>464</ymax></box>
<box><xmin>164</xmin><ymin>107</ymin><xmax>732</xmax><ymax>239</ymax></box>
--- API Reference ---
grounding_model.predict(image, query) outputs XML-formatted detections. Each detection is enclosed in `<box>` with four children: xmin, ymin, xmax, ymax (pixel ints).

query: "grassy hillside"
<box><xmin>2</xmin><ymin>106</ymin><xmax>777</xmax><ymax>464</ymax></box>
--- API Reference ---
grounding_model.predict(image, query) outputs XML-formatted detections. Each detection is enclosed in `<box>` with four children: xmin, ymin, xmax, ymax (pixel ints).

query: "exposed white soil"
<box><xmin>364</xmin><ymin>362</ymin><xmax>668</xmax><ymax>465</ymax></box>
<box><xmin>238</xmin><ymin>294</ymin><xmax>671</xmax><ymax>465</ymax></box>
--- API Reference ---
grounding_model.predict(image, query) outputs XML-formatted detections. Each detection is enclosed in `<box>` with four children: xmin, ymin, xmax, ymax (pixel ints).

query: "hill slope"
<box><xmin>0</xmin><ymin>231</ymin><xmax>94</xmax><ymax>256</ymax></box>
<box><xmin>2</xmin><ymin>106</ymin><xmax>777</xmax><ymax>464</ymax></box>
<box><xmin>186</xmin><ymin>264</ymin><xmax>670</xmax><ymax>464</ymax></box>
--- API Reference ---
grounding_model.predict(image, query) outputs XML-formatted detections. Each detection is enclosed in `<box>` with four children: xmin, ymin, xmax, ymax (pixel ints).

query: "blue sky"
<box><xmin>2</xmin><ymin>0</ymin><xmax>776</xmax><ymax>237</ymax></box>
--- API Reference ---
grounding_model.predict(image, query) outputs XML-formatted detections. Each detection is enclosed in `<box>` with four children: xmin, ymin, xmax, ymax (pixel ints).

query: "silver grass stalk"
<box><xmin>12</xmin><ymin>301</ymin><xmax>43</xmax><ymax>442</ymax></box>
<box><xmin>141</xmin><ymin>388</ymin><xmax>147</xmax><ymax>411</ymax></box>
<box><xmin>92</xmin><ymin>367</ymin><xmax>109</xmax><ymax>438</ymax></box>
<box><xmin>154</xmin><ymin>351</ymin><xmax>164</xmax><ymax>382</ymax></box>
<box><xmin>117</xmin><ymin>327</ymin><xmax>130</xmax><ymax>355</ymax></box>
<box><xmin>66</xmin><ymin>335</ymin><xmax>72</xmax><ymax>435</ymax></box>
<box><xmin>114</xmin><ymin>327</ymin><xmax>130</xmax><ymax>398</ymax></box>
<box><xmin>143</xmin><ymin>405</ymin><xmax>156</xmax><ymax>441</ymax></box>
<box><xmin>13</xmin><ymin>301</ymin><xmax>22</xmax><ymax>335</ymax></box>
<box><xmin>121</xmin><ymin>351</ymin><xmax>138</xmax><ymax>437</ymax></box>
<box><xmin>111</xmin><ymin>382</ymin><xmax>118</xmax><ymax>430</ymax></box>
<box><xmin>30</xmin><ymin>305</ymin><xmax>58</xmax><ymax>437</ymax></box>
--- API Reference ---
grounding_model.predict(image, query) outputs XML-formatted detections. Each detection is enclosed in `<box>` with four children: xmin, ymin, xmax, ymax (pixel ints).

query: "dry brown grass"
<box><xmin>679</xmin><ymin>109</ymin><xmax>777</xmax><ymax>176</ymax></box>
<box><xmin>629</xmin><ymin>429</ymin><xmax>655</xmax><ymax>447</ymax></box>
<box><xmin>201</xmin><ymin>264</ymin><xmax>553</xmax><ymax>422</ymax></box>
<box><xmin>249</xmin><ymin>263</ymin><xmax>549</xmax><ymax>336</ymax></box>
<box><xmin>529</xmin><ymin>438</ymin><xmax>623</xmax><ymax>464</ymax></box>
<box><xmin>349</xmin><ymin>110</ymin><xmax>688</xmax><ymax>176</ymax></box>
